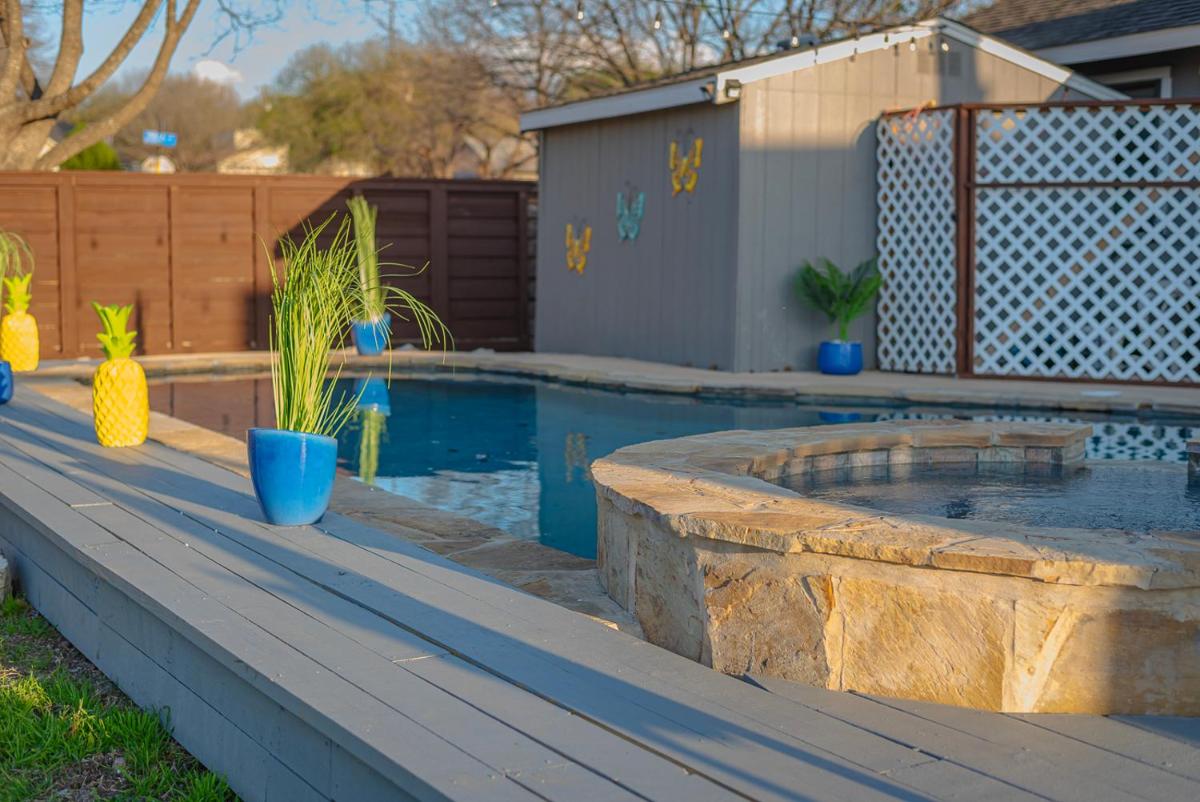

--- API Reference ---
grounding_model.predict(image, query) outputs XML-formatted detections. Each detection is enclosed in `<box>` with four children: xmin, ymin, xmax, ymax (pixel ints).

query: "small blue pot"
<box><xmin>353</xmin><ymin>377</ymin><xmax>391</xmax><ymax>415</ymax></box>
<box><xmin>247</xmin><ymin>428</ymin><xmax>338</xmax><ymax>526</ymax></box>
<box><xmin>351</xmin><ymin>313</ymin><xmax>392</xmax><ymax>356</ymax></box>
<box><xmin>0</xmin><ymin>361</ymin><xmax>12</xmax><ymax>405</ymax></box>
<box><xmin>817</xmin><ymin>341</ymin><xmax>863</xmax><ymax>376</ymax></box>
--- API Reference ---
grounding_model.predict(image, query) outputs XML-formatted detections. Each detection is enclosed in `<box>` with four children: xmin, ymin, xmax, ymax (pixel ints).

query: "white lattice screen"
<box><xmin>971</xmin><ymin>105</ymin><xmax>1200</xmax><ymax>383</ymax></box>
<box><xmin>875</xmin><ymin>110</ymin><xmax>958</xmax><ymax>374</ymax></box>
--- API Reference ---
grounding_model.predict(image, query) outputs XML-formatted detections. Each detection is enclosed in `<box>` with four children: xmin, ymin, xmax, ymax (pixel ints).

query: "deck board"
<box><xmin>2</xmin><ymin>390</ymin><xmax>1199</xmax><ymax>802</ymax></box>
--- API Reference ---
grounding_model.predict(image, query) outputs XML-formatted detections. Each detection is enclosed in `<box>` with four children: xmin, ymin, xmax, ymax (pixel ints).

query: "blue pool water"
<box><xmin>150</xmin><ymin>373</ymin><xmax>1199</xmax><ymax>558</ymax></box>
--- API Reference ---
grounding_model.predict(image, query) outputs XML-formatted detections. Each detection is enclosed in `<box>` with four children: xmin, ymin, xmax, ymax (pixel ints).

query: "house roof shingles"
<box><xmin>964</xmin><ymin>0</ymin><xmax>1200</xmax><ymax>50</ymax></box>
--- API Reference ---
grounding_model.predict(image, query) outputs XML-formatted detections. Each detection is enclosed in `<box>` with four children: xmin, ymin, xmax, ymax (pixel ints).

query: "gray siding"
<box><xmin>732</xmin><ymin>44</ymin><xmax>1097</xmax><ymax>372</ymax></box>
<box><xmin>535</xmin><ymin>103</ymin><xmax>741</xmax><ymax>369</ymax></box>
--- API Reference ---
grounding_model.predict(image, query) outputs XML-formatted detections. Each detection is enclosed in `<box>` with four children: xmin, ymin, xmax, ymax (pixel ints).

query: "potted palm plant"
<box><xmin>794</xmin><ymin>257</ymin><xmax>881</xmax><ymax>375</ymax></box>
<box><xmin>0</xmin><ymin>229</ymin><xmax>37</xmax><ymax>373</ymax></box>
<box><xmin>347</xmin><ymin>196</ymin><xmax>391</xmax><ymax>355</ymax></box>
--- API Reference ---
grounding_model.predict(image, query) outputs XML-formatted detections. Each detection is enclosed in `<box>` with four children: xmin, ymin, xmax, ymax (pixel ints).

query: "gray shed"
<box><xmin>521</xmin><ymin>17</ymin><xmax>1121</xmax><ymax>372</ymax></box>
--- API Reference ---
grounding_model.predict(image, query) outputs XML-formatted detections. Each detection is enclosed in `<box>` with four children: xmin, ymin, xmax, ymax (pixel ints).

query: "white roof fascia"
<box><xmin>521</xmin><ymin>16</ymin><xmax>1126</xmax><ymax>131</ymax></box>
<box><xmin>713</xmin><ymin>25</ymin><xmax>933</xmax><ymax>100</ymax></box>
<box><xmin>1036</xmin><ymin>23</ymin><xmax>1200</xmax><ymax>66</ymax></box>
<box><xmin>937</xmin><ymin>18</ymin><xmax>1126</xmax><ymax>100</ymax></box>
<box><xmin>519</xmin><ymin>77</ymin><xmax>713</xmax><ymax>132</ymax></box>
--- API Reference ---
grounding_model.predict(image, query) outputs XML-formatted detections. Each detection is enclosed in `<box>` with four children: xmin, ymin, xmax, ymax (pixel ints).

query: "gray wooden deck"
<box><xmin>0</xmin><ymin>390</ymin><xmax>1196</xmax><ymax>802</ymax></box>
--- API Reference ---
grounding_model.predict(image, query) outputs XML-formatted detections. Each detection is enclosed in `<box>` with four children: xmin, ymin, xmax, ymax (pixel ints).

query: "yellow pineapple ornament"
<box><xmin>91</xmin><ymin>303</ymin><xmax>148</xmax><ymax>448</ymax></box>
<box><xmin>1</xmin><ymin>273</ymin><xmax>39</xmax><ymax>371</ymax></box>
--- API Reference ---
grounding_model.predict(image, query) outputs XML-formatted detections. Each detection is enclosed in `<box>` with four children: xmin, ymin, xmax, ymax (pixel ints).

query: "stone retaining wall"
<box><xmin>592</xmin><ymin>421</ymin><xmax>1200</xmax><ymax>715</ymax></box>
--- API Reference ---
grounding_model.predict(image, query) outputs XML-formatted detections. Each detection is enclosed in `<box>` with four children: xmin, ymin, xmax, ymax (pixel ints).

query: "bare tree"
<box><xmin>424</xmin><ymin>1</ymin><xmax>976</xmax><ymax>109</ymax></box>
<box><xmin>0</xmin><ymin>0</ymin><xmax>287</xmax><ymax>170</ymax></box>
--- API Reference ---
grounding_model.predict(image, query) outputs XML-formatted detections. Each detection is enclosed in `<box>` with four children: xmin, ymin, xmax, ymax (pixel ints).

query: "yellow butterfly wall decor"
<box><xmin>565</xmin><ymin>223</ymin><xmax>592</xmax><ymax>274</ymax></box>
<box><xmin>669</xmin><ymin>136</ymin><xmax>704</xmax><ymax>196</ymax></box>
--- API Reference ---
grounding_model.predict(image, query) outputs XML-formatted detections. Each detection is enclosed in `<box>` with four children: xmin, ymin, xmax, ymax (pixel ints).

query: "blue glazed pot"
<box><xmin>351</xmin><ymin>313</ymin><xmax>392</xmax><ymax>356</ymax></box>
<box><xmin>353</xmin><ymin>377</ymin><xmax>391</xmax><ymax>415</ymax></box>
<box><xmin>817</xmin><ymin>341</ymin><xmax>863</xmax><ymax>375</ymax></box>
<box><xmin>247</xmin><ymin>428</ymin><xmax>338</xmax><ymax>526</ymax></box>
<box><xmin>0</xmin><ymin>361</ymin><xmax>12</xmax><ymax>405</ymax></box>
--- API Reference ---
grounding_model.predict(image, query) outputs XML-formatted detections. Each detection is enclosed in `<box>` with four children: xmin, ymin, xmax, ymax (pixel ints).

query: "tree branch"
<box><xmin>4</xmin><ymin>0</ymin><xmax>162</xmax><ymax>122</ymax></box>
<box><xmin>36</xmin><ymin>0</ymin><xmax>202</xmax><ymax>169</ymax></box>
<box><xmin>47</xmin><ymin>0</ymin><xmax>84</xmax><ymax>95</ymax></box>
<box><xmin>0</xmin><ymin>0</ymin><xmax>26</xmax><ymax>103</ymax></box>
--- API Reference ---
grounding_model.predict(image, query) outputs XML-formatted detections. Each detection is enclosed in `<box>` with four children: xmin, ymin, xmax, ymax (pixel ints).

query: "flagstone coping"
<box><xmin>590</xmin><ymin>421</ymin><xmax>1200</xmax><ymax>714</ymax></box>
<box><xmin>34</xmin><ymin>349</ymin><xmax>1200</xmax><ymax>415</ymax></box>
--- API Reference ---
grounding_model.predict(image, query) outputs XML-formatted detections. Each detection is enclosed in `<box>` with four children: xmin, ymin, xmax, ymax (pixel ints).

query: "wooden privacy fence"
<box><xmin>876</xmin><ymin>100</ymin><xmax>1200</xmax><ymax>385</ymax></box>
<box><xmin>0</xmin><ymin>172</ymin><xmax>535</xmax><ymax>359</ymax></box>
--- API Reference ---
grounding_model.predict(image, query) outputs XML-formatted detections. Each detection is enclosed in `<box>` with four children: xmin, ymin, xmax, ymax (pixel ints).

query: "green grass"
<box><xmin>0</xmin><ymin>594</ymin><xmax>236</xmax><ymax>801</ymax></box>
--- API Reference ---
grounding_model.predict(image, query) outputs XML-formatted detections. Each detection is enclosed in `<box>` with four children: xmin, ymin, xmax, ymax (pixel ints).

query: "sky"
<box><xmin>72</xmin><ymin>1</ymin><xmax>391</xmax><ymax>98</ymax></box>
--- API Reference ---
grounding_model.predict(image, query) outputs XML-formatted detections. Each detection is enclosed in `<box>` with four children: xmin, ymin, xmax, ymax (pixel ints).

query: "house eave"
<box><xmin>519</xmin><ymin>16</ymin><xmax>1125</xmax><ymax>133</ymax></box>
<box><xmin>1034</xmin><ymin>23</ymin><xmax>1200</xmax><ymax>66</ymax></box>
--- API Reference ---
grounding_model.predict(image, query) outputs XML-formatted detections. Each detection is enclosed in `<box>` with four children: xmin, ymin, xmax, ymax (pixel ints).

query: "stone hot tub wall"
<box><xmin>591</xmin><ymin>421</ymin><xmax>1200</xmax><ymax>715</ymax></box>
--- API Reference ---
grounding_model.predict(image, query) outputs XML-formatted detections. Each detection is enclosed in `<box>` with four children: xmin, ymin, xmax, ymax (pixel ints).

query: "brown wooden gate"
<box><xmin>0</xmin><ymin>172</ymin><xmax>535</xmax><ymax>359</ymax></box>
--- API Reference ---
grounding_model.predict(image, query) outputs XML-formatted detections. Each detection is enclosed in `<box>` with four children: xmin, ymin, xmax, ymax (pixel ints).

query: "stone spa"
<box><xmin>592</xmin><ymin>421</ymin><xmax>1200</xmax><ymax>715</ymax></box>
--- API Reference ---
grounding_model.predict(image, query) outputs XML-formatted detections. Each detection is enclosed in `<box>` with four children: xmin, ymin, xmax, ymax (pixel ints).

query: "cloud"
<box><xmin>192</xmin><ymin>59</ymin><xmax>244</xmax><ymax>85</ymax></box>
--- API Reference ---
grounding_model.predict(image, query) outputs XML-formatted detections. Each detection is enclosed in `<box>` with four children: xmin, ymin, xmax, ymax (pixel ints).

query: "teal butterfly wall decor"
<box><xmin>616</xmin><ymin>190</ymin><xmax>645</xmax><ymax>241</ymax></box>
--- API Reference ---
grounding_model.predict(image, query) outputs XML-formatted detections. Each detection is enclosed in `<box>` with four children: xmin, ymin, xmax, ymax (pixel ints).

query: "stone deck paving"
<box><xmin>36</xmin><ymin>349</ymin><xmax>1200</xmax><ymax>415</ymax></box>
<box><xmin>27</xmin><ymin>379</ymin><xmax>641</xmax><ymax>636</ymax></box>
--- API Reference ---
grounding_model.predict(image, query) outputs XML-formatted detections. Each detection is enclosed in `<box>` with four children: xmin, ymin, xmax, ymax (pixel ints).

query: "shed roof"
<box><xmin>965</xmin><ymin>0</ymin><xmax>1200</xmax><ymax>50</ymax></box>
<box><xmin>520</xmin><ymin>17</ymin><xmax>1125</xmax><ymax>132</ymax></box>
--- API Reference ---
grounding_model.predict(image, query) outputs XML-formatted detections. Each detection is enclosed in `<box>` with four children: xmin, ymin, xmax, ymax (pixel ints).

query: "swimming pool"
<box><xmin>149</xmin><ymin>372</ymin><xmax>1199</xmax><ymax>558</ymax></box>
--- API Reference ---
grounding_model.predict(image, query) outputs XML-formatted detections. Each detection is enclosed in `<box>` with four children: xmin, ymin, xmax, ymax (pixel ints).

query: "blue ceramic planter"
<box><xmin>247</xmin><ymin>428</ymin><xmax>338</xmax><ymax>525</ymax></box>
<box><xmin>353</xmin><ymin>376</ymin><xmax>391</xmax><ymax>415</ymax></box>
<box><xmin>817</xmin><ymin>341</ymin><xmax>863</xmax><ymax>375</ymax></box>
<box><xmin>0</xmin><ymin>361</ymin><xmax>12</xmax><ymax>405</ymax></box>
<box><xmin>351</xmin><ymin>313</ymin><xmax>392</xmax><ymax>356</ymax></box>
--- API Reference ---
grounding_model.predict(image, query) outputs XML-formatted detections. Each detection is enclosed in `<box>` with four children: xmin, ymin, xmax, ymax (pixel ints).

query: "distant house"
<box><xmin>520</xmin><ymin>17</ymin><xmax>1120</xmax><ymax>372</ymax></box>
<box><xmin>215</xmin><ymin>129</ymin><xmax>288</xmax><ymax>175</ymax></box>
<box><xmin>967</xmin><ymin>0</ymin><xmax>1200</xmax><ymax>98</ymax></box>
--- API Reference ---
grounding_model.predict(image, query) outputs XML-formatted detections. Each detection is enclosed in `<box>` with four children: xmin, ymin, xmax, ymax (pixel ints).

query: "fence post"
<box><xmin>953</xmin><ymin>106</ymin><xmax>976</xmax><ymax>376</ymax></box>
<box><xmin>56</xmin><ymin>175</ymin><xmax>78</xmax><ymax>357</ymax></box>
<box><xmin>429</xmin><ymin>185</ymin><xmax>450</xmax><ymax>326</ymax></box>
<box><xmin>252</xmin><ymin>179</ymin><xmax>272</xmax><ymax>351</ymax></box>
<box><xmin>516</xmin><ymin>188</ymin><xmax>530</xmax><ymax>351</ymax></box>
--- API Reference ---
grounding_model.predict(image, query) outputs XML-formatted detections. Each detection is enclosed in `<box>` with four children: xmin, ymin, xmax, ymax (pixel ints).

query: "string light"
<box><xmin>941</xmin><ymin>40</ymin><xmax>951</xmax><ymax>52</ymax></box>
<box><xmin>722</xmin><ymin>26</ymin><xmax>731</xmax><ymax>40</ymax></box>
<box><xmin>576</xmin><ymin>2</ymin><xmax>584</xmax><ymax>21</ymax></box>
<box><xmin>653</xmin><ymin>10</ymin><xmax>662</xmax><ymax>30</ymax></box>
<box><xmin>908</xmin><ymin>37</ymin><xmax>917</xmax><ymax>52</ymax></box>
<box><xmin>791</xmin><ymin>33</ymin><xmax>800</xmax><ymax>47</ymax></box>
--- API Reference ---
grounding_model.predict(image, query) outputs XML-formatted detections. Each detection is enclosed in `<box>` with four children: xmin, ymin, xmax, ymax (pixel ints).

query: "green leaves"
<box><xmin>348</xmin><ymin>195</ymin><xmax>385</xmax><ymax>320</ymax></box>
<box><xmin>92</xmin><ymin>302</ymin><xmax>138</xmax><ymax>360</ymax></box>
<box><xmin>1</xmin><ymin>274</ymin><xmax>32</xmax><ymax>316</ymax></box>
<box><xmin>0</xmin><ymin>230</ymin><xmax>33</xmax><ymax>314</ymax></box>
<box><xmin>794</xmin><ymin>256</ymin><xmax>882</xmax><ymax>342</ymax></box>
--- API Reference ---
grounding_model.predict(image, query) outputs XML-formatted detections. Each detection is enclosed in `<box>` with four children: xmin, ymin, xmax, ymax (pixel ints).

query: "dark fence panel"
<box><xmin>0</xmin><ymin>172</ymin><xmax>536</xmax><ymax>359</ymax></box>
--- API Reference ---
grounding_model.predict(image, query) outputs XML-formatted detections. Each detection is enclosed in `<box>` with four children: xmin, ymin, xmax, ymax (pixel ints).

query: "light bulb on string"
<box><xmin>576</xmin><ymin>2</ymin><xmax>584</xmax><ymax>21</ymax></box>
<box><xmin>653</xmin><ymin>10</ymin><xmax>662</xmax><ymax>30</ymax></box>
<box><xmin>908</xmin><ymin>37</ymin><xmax>917</xmax><ymax>52</ymax></box>
<box><xmin>722</xmin><ymin>26</ymin><xmax>732</xmax><ymax>40</ymax></box>
<box><xmin>791</xmin><ymin>33</ymin><xmax>799</xmax><ymax>47</ymax></box>
<box><xmin>941</xmin><ymin>40</ymin><xmax>951</xmax><ymax>52</ymax></box>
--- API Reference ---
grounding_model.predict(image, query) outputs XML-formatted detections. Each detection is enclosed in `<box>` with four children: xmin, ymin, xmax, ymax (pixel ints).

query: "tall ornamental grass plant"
<box><xmin>346</xmin><ymin>194</ymin><xmax>453</xmax><ymax>350</ymax></box>
<box><xmin>268</xmin><ymin>216</ymin><xmax>363</xmax><ymax>438</ymax></box>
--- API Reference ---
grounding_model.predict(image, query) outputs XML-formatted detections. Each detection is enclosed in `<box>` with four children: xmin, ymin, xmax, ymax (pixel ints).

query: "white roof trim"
<box><xmin>1035</xmin><ymin>23</ymin><xmax>1200</xmax><ymax>66</ymax></box>
<box><xmin>519</xmin><ymin>77</ymin><xmax>713</xmax><ymax>132</ymax></box>
<box><xmin>937</xmin><ymin>18</ymin><xmax>1126</xmax><ymax>101</ymax></box>
<box><xmin>520</xmin><ymin>16</ymin><xmax>1124</xmax><ymax>131</ymax></box>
